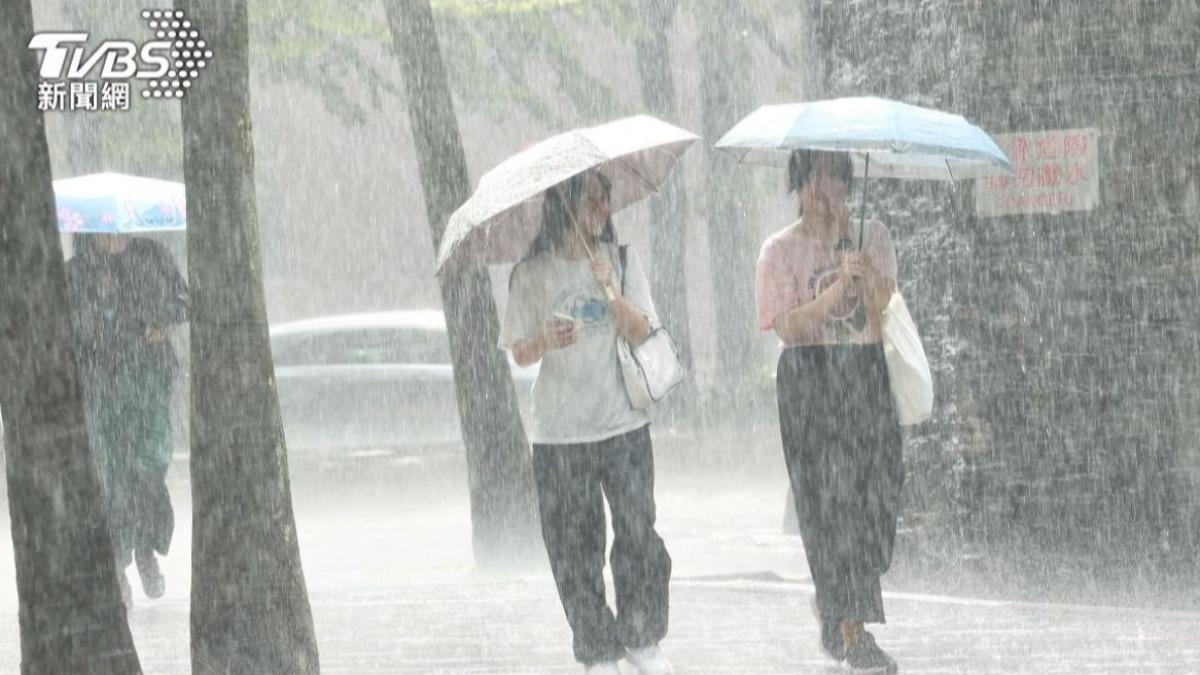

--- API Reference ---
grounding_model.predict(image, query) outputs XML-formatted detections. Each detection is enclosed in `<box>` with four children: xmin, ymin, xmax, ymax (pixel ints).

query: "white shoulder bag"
<box><xmin>615</xmin><ymin>245</ymin><xmax>685</xmax><ymax>409</ymax></box>
<box><xmin>881</xmin><ymin>291</ymin><xmax>933</xmax><ymax>425</ymax></box>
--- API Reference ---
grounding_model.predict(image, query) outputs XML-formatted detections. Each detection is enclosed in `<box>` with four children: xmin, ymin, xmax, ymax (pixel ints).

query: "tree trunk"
<box><xmin>804</xmin><ymin>0</ymin><xmax>1200</xmax><ymax>572</ymax></box>
<box><xmin>384</xmin><ymin>0</ymin><xmax>539</xmax><ymax>565</ymax></box>
<box><xmin>634</xmin><ymin>0</ymin><xmax>695</xmax><ymax>423</ymax></box>
<box><xmin>695</xmin><ymin>0</ymin><xmax>760</xmax><ymax>412</ymax></box>
<box><xmin>176</xmin><ymin>2</ymin><xmax>320</xmax><ymax>672</ymax></box>
<box><xmin>0</xmin><ymin>2</ymin><xmax>142</xmax><ymax>673</ymax></box>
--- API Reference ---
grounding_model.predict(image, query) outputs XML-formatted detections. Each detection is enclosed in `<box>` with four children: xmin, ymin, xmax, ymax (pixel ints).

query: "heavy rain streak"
<box><xmin>1</xmin><ymin>1</ymin><xmax>1198</xmax><ymax>673</ymax></box>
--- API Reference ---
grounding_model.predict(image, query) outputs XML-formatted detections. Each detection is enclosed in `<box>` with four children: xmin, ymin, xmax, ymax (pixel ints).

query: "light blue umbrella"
<box><xmin>715</xmin><ymin>96</ymin><xmax>1013</xmax><ymax>180</ymax></box>
<box><xmin>715</xmin><ymin>97</ymin><xmax>1013</xmax><ymax>246</ymax></box>
<box><xmin>54</xmin><ymin>172</ymin><xmax>186</xmax><ymax>234</ymax></box>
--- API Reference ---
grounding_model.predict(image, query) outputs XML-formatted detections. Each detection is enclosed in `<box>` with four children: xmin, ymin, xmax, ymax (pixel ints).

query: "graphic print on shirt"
<box><xmin>552</xmin><ymin>286</ymin><xmax>610</xmax><ymax>339</ymax></box>
<box><xmin>808</xmin><ymin>261</ymin><xmax>867</xmax><ymax>343</ymax></box>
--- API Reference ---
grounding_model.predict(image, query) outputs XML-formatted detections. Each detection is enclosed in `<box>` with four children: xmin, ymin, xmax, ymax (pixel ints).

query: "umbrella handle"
<box><xmin>556</xmin><ymin>186</ymin><xmax>617</xmax><ymax>302</ymax></box>
<box><xmin>569</xmin><ymin>211</ymin><xmax>595</xmax><ymax>262</ymax></box>
<box><xmin>857</xmin><ymin>153</ymin><xmax>870</xmax><ymax>250</ymax></box>
<box><xmin>550</xmin><ymin>185</ymin><xmax>595</xmax><ymax>261</ymax></box>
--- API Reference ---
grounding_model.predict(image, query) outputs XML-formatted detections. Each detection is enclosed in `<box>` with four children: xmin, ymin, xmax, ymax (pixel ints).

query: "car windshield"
<box><xmin>273</xmin><ymin>327</ymin><xmax>451</xmax><ymax>367</ymax></box>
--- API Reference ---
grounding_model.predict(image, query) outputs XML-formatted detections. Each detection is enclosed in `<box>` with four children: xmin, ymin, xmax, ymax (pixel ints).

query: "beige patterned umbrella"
<box><xmin>436</xmin><ymin>115</ymin><xmax>698</xmax><ymax>271</ymax></box>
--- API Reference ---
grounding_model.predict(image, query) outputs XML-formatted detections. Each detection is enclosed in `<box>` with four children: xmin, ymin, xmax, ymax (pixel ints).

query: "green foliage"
<box><xmin>251</xmin><ymin>0</ymin><xmax>399</xmax><ymax>125</ymax></box>
<box><xmin>247</xmin><ymin>0</ymin><xmax>806</xmax><ymax>130</ymax></box>
<box><xmin>53</xmin><ymin>3</ymin><xmax>183</xmax><ymax>179</ymax></box>
<box><xmin>249</xmin><ymin>0</ymin><xmax>636</xmax><ymax>126</ymax></box>
<box><xmin>428</xmin><ymin>2</ymin><xmax>628</xmax><ymax>125</ymax></box>
<box><xmin>431</xmin><ymin>0</ymin><xmax>583</xmax><ymax>15</ymax></box>
<box><xmin>50</xmin><ymin>0</ymin><xmax>807</xmax><ymax>173</ymax></box>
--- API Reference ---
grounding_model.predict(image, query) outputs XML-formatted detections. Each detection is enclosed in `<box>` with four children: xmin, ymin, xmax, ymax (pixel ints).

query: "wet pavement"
<box><xmin>2</xmin><ymin>435</ymin><xmax>1199</xmax><ymax>673</ymax></box>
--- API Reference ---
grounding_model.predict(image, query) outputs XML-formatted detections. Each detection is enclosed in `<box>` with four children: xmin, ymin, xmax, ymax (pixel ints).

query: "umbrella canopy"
<box><xmin>54</xmin><ymin>172</ymin><xmax>186</xmax><ymax>233</ymax></box>
<box><xmin>436</xmin><ymin>115</ymin><xmax>699</xmax><ymax>270</ymax></box>
<box><xmin>714</xmin><ymin>96</ymin><xmax>1012</xmax><ymax>181</ymax></box>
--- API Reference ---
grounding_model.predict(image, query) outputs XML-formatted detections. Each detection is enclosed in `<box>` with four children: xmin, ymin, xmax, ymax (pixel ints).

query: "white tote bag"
<box><xmin>617</xmin><ymin>327</ymin><xmax>685</xmax><ymax>409</ymax></box>
<box><xmin>881</xmin><ymin>291</ymin><xmax>933</xmax><ymax>425</ymax></box>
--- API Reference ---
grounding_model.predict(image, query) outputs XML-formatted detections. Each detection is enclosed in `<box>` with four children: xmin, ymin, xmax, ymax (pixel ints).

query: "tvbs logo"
<box><xmin>28</xmin><ymin>9</ymin><xmax>211</xmax><ymax>112</ymax></box>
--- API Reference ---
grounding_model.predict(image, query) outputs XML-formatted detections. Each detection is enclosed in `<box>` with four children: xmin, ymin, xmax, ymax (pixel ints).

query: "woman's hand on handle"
<box><xmin>590</xmin><ymin>258</ymin><xmax>615</xmax><ymax>290</ymax></box>
<box><xmin>841</xmin><ymin>252</ymin><xmax>871</xmax><ymax>285</ymax></box>
<box><xmin>594</xmin><ymin>255</ymin><xmax>651</xmax><ymax>345</ymax></box>
<box><xmin>772</xmin><ymin>275</ymin><xmax>850</xmax><ymax>344</ymax></box>
<box><xmin>843</xmin><ymin>251</ymin><xmax>893</xmax><ymax>315</ymax></box>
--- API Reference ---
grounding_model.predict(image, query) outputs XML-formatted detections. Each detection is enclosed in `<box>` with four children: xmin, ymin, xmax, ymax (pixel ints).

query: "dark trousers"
<box><xmin>85</xmin><ymin>367</ymin><xmax>176</xmax><ymax>568</ymax></box>
<box><xmin>776</xmin><ymin>344</ymin><xmax>904</xmax><ymax>625</ymax></box>
<box><xmin>532</xmin><ymin>424</ymin><xmax>672</xmax><ymax>665</ymax></box>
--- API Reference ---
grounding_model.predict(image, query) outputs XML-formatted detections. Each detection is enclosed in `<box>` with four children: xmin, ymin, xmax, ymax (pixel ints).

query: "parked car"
<box><xmin>269</xmin><ymin>310</ymin><xmax>537</xmax><ymax>469</ymax></box>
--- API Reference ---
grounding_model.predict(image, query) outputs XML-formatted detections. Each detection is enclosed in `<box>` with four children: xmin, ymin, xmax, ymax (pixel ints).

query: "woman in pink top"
<box><xmin>755</xmin><ymin>150</ymin><xmax>903</xmax><ymax>674</ymax></box>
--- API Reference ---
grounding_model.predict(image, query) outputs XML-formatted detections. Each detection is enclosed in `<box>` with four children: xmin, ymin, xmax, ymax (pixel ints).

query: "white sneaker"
<box><xmin>584</xmin><ymin>662</ymin><xmax>621</xmax><ymax>675</ymax></box>
<box><xmin>626</xmin><ymin>644</ymin><xmax>673</xmax><ymax>675</ymax></box>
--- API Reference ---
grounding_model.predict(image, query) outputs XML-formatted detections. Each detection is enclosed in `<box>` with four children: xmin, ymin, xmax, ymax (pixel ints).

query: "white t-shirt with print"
<box><xmin>499</xmin><ymin>244</ymin><xmax>657</xmax><ymax>444</ymax></box>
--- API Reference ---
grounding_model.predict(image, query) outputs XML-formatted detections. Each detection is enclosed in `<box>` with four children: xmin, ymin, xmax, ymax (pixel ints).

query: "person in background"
<box><xmin>67</xmin><ymin>233</ymin><xmax>188</xmax><ymax>607</ymax></box>
<box><xmin>755</xmin><ymin>150</ymin><xmax>903</xmax><ymax>674</ymax></box>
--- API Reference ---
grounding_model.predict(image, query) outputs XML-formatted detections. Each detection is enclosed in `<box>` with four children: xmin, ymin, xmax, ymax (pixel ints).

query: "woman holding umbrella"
<box><xmin>720</xmin><ymin>96</ymin><xmax>1011</xmax><ymax>674</ymax></box>
<box><xmin>500</xmin><ymin>169</ymin><xmax>674</xmax><ymax>675</ymax></box>
<box><xmin>441</xmin><ymin>115</ymin><xmax>696</xmax><ymax>675</ymax></box>
<box><xmin>755</xmin><ymin>150</ymin><xmax>902</xmax><ymax>673</ymax></box>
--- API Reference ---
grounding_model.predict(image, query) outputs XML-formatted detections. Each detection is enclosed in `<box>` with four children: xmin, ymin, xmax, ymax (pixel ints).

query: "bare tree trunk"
<box><xmin>695</xmin><ymin>0</ymin><xmax>760</xmax><ymax>412</ymax></box>
<box><xmin>634</xmin><ymin>0</ymin><xmax>691</xmax><ymax>364</ymax></box>
<box><xmin>384</xmin><ymin>0</ymin><xmax>539</xmax><ymax>565</ymax></box>
<box><xmin>0</xmin><ymin>2</ymin><xmax>142</xmax><ymax>673</ymax></box>
<box><xmin>634</xmin><ymin>0</ymin><xmax>695</xmax><ymax>424</ymax></box>
<box><xmin>176</xmin><ymin>2</ymin><xmax>320</xmax><ymax>672</ymax></box>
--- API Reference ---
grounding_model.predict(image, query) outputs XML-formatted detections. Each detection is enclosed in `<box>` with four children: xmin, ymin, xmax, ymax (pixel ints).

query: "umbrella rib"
<box><xmin>613</xmin><ymin>152</ymin><xmax>664</xmax><ymax>195</ymax></box>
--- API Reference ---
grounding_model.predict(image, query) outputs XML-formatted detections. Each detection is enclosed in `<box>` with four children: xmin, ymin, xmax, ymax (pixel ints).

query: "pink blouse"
<box><xmin>755</xmin><ymin>219</ymin><xmax>897</xmax><ymax>346</ymax></box>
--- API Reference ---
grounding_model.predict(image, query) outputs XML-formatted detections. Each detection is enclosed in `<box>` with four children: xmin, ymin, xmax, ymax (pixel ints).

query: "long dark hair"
<box><xmin>523</xmin><ymin>170</ymin><xmax>616</xmax><ymax>261</ymax></box>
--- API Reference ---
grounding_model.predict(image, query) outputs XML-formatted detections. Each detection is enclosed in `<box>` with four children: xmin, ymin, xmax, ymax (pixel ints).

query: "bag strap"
<box><xmin>507</xmin><ymin>258</ymin><xmax>524</xmax><ymax>292</ymax></box>
<box><xmin>618</xmin><ymin>244</ymin><xmax>628</xmax><ymax>295</ymax></box>
<box><xmin>617</xmin><ymin>244</ymin><xmax>664</xmax><ymax>333</ymax></box>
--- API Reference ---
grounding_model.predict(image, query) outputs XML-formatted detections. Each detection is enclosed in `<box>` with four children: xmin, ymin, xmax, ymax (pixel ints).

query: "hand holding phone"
<box><xmin>543</xmin><ymin>313</ymin><xmax>579</xmax><ymax>351</ymax></box>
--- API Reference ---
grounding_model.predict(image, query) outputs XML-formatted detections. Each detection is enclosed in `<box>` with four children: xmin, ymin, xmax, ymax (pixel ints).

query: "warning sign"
<box><xmin>975</xmin><ymin>128</ymin><xmax>1099</xmax><ymax>216</ymax></box>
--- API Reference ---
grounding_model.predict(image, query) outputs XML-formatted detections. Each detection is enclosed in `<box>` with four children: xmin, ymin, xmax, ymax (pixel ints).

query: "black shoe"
<box><xmin>135</xmin><ymin>550</ymin><xmax>165</xmax><ymax>599</ymax></box>
<box><xmin>844</xmin><ymin>632</ymin><xmax>897</xmax><ymax>673</ymax></box>
<box><xmin>811</xmin><ymin>596</ymin><xmax>845</xmax><ymax>661</ymax></box>
<box><xmin>820</xmin><ymin>619</ymin><xmax>846</xmax><ymax>661</ymax></box>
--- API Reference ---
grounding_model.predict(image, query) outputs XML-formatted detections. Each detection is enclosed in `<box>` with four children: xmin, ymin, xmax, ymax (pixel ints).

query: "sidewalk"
<box><xmin>2</xmin><ymin>466</ymin><xmax>1199</xmax><ymax>673</ymax></box>
<box><xmin>113</xmin><ymin>574</ymin><xmax>1200</xmax><ymax>674</ymax></box>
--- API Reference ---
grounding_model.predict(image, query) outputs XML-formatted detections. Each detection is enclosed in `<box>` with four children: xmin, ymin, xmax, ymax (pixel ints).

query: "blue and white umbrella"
<box><xmin>716</xmin><ymin>96</ymin><xmax>1013</xmax><ymax>247</ymax></box>
<box><xmin>54</xmin><ymin>172</ymin><xmax>186</xmax><ymax>234</ymax></box>
<box><xmin>715</xmin><ymin>96</ymin><xmax>1013</xmax><ymax>181</ymax></box>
